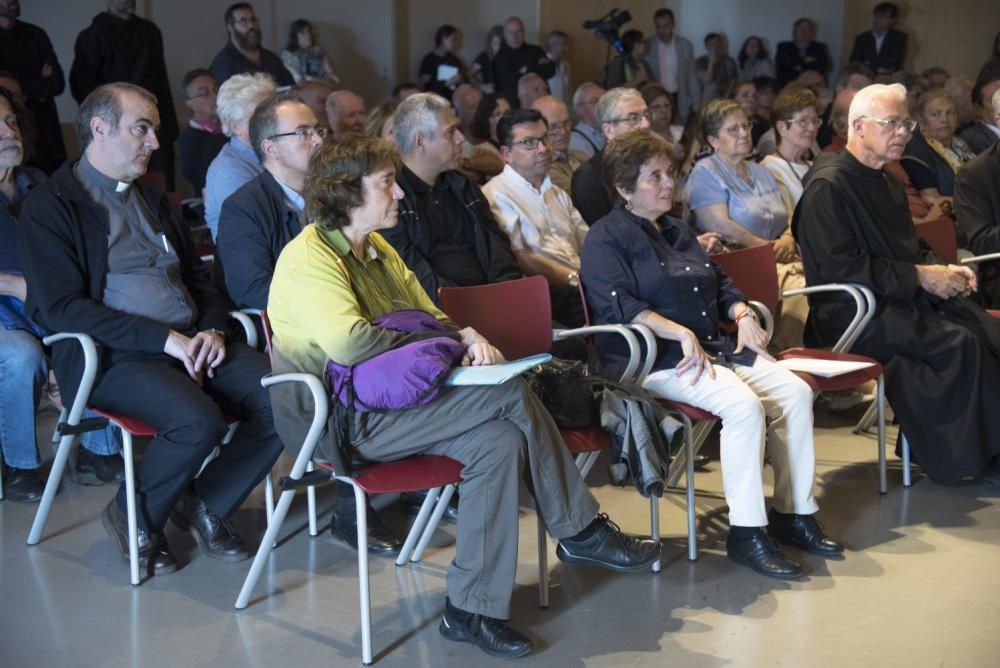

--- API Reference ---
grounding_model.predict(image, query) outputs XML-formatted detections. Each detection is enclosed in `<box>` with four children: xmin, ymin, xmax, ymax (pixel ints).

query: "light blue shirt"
<box><xmin>275</xmin><ymin>177</ymin><xmax>305</xmax><ymax>214</ymax></box>
<box><xmin>203</xmin><ymin>137</ymin><xmax>262</xmax><ymax>240</ymax></box>
<box><xmin>569</xmin><ymin>122</ymin><xmax>606</xmax><ymax>158</ymax></box>
<box><xmin>686</xmin><ymin>154</ymin><xmax>787</xmax><ymax>241</ymax></box>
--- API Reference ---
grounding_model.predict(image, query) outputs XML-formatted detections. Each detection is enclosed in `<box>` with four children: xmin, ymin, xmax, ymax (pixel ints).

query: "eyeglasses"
<box><xmin>510</xmin><ymin>135</ymin><xmax>550</xmax><ymax>151</ymax></box>
<box><xmin>788</xmin><ymin>116</ymin><xmax>822</xmax><ymax>129</ymax></box>
<box><xmin>187</xmin><ymin>88</ymin><xmax>218</xmax><ymax>100</ymax></box>
<box><xmin>268</xmin><ymin>125</ymin><xmax>328</xmax><ymax>142</ymax></box>
<box><xmin>607</xmin><ymin>110</ymin><xmax>653</xmax><ymax>127</ymax></box>
<box><xmin>861</xmin><ymin>116</ymin><xmax>917</xmax><ymax>133</ymax></box>
<box><xmin>720</xmin><ymin>121</ymin><xmax>751</xmax><ymax>136</ymax></box>
<box><xmin>546</xmin><ymin>121</ymin><xmax>572</xmax><ymax>135</ymax></box>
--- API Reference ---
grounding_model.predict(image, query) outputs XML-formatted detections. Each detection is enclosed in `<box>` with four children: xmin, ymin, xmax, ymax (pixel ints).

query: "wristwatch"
<box><xmin>568</xmin><ymin>272</ymin><xmax>579</xmax><ymax>288</ymax></box>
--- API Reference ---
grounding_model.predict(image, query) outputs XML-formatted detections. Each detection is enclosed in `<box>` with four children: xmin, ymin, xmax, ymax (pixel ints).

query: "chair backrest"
<box><xmin>438</xmin><ymin>276</ymin><xmax>553</xmax><ymax>360</ymax></box>
<box><xmin>915</xmin><ymin>217</ymin><xmax>958</xmax><ymax>264</ymax></box>
<box><xmin>710</xmin><ymin>244</ymin><xmax>780</xmax><ymax>318</ymax></box>
<box><xmin>140</xmin><ymin>171</ymin><xmax>167</xmax><ymax>190</ymax></box>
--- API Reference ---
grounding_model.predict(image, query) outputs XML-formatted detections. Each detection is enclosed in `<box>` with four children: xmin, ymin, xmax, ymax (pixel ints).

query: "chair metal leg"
<box><xmin>351</xmin><ymin>482</ymin><xmax>373</xmax><ymax>666</ymax></box>
<box><xmin>121</xmin><ymin>431</ymin><xmax>140</xmax><ymax>586</ymax></box>
<box><xmin>397</xmin><ymin>487</ymin><xmax>440</xmax><ymax>565</ymax></box>
<box><xmin>901</xmin><ymin>433</ymin><xmax>912</xmax><ymax>487</ymax></box>
<box><xmin>877</xmin><ymin>376</ymin><xmax>887</xmax><ymax>494</ymax></box>
<box><xmin>306</xmin><ymin>461</ymin><xmax>318</xmax><ymax>537</ymax></box>
<box><xmin>649</xmin><ymin>495</ymin><xmax>661</xmax><ymax>573</ymax></box>
<box><xmin>682</xmin><ymin>415</ymin><xmax>698</xmax><ymax>562</ymax></box>
<box><xmin>263</xmin><ymin>472</ymin><xmax>276</xmax><ymax>547</ymax></box>
<box><xmin>27</xmin><ymin>431</ymin><xmax>78</xmax><ymax>545</ymax></box>
<box><xmin>537</xmin><ymin>514</ymin><xmax>549</xmax><ymax>608</ymax></box>
<box><xmin>235</xmin><ymin>488</ymin><xmax>297</xmax><ymax>609</ymax></box>
<box><xmin>854</xmin><ymin>400</ymin><xmax>878</xmax><ymax>434</ymax></box>
<box><xmin>410</xmin><ymin>485</ymin><xmax>456</xmax><ymax>563</ymax></box>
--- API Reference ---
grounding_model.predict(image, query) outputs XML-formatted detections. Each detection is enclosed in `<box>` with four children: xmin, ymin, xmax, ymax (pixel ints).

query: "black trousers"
<box><xmin>89</xmin><ymin>342</ymin><xmax>283</xmax><ymax>531</ymax></box>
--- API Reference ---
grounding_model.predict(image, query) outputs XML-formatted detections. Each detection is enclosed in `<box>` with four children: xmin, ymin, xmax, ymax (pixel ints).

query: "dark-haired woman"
<box><xmin>280</xmin><ymin>19</ymin><xmax>339</xmax><ymax>85</ymax></box>
<box><xmin>419</xmin><ymin>25</ymin><xmax>466</xmax><ymax>99</ymax></box>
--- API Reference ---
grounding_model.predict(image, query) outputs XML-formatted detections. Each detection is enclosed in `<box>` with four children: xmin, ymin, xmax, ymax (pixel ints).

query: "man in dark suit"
<box><xmin>849</xmin><ymin>2</ymin><xmax>907</xmax><ymax>76</ymax></box>
<box><xmin>960</xmin><ymin>75</ymin><xmax>1000</xmax><ymax>155</ymax></box>
<box><xmin>775</xmin><ymin>18</ymin><xmax>831</xmax><ymax>87</ymax></box>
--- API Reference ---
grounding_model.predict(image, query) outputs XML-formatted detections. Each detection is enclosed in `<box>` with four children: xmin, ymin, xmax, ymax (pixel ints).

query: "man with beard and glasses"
<box><xmin>18</xmin><ymin>83</ymin><xmax>284</xmax><ymax>577</ymax></box>
<box><xmin>0</xmin><ymin>0</ymin><xmax>66</xmax><ymax>174</ymax></box>
<box><xmin>211</xmin><ymin>3</ymin><xmax>294</xmax><ymax>88</ymax></box>
<box><xmin>70</xmin><ymin>0</ymin><xmax>179</xmax><ymax>190</ymax></box>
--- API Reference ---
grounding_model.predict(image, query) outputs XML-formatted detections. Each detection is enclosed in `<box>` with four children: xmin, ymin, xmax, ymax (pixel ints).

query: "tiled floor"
<box><xmin>2</xmin><ymin>404</ymin><xmax>999</xmax><ymax>667</ymax></box>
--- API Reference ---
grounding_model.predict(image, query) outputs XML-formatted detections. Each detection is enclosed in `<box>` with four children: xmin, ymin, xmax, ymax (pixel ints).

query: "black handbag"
<box><xmin>527</xmin><ymin>358</ymin><xmax>595</xmax><ymax>428</ymax></box>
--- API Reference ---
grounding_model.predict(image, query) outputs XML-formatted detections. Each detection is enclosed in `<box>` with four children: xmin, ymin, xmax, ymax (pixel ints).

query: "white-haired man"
<box><xmin>325</xmin><ymin>90</ymin><xmax>367</xmax><ymax>137</ymax></box>
<box><xmin>517</xmin><ymin>72</ymin><xmax>548</xmax><ymax>110</ymax></box>
<box><xmin>795</xmin><ymin>83</ymin><xmax>1000</xmax><ymax>485</ymax></box>
<box><xmin>530</xmin><ymin>94</ymin><xmax>587</xmax><ymax>192</ymax></box>
<box><xmin>203</xmin><ymin>72</ymin><xmax>275</xmax><ymax>239</ymax></box>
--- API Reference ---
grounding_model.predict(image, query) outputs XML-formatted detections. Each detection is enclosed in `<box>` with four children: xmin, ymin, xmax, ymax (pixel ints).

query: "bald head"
<box><xmin>452</xmin><ymin>83</ymin><xmax>482</xmax><ymax>132</ymax></box>
<box><xmin>503</xmin><ymin>16</ymin><xmax>525</xmax><ymax>49</ymax></box>
<box><xmin>518</xmin><ymin>73</ymin><xmax>548</xmax><ymax>109</ymax></box>
<box><xmin>325</xmin><ymin>90</ymin><xmax>367</xmax><ymax>136</ymax></box>
<box><xmin>531</xmin><ymin>95</ymin><xmax>571</xmax><ymax>153</ymax></box>
<box><xmin>572</xmin><ymin>82</ymin><xmax>604</xmax><ymax>127</ymax></box>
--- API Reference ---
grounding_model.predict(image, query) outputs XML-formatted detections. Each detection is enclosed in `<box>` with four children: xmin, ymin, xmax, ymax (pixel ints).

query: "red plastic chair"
<box><xmin>915</xmin><ymin>217</ymin><xmax>959</xmax><ymax>264</ymax></box>
<box><xmin>439</xmin><ymin>275</ymin><xmax>669</xmax><ymax>604</ymax></box>
<box><xmin>234</xmin><ymin>311</ymin><xmax>465</xmax><ymax>666</ymax></box>
<box><xmin>711</xmin><ymin>244</ymin><xmax>893</xmax><ymax>491</ymax></box>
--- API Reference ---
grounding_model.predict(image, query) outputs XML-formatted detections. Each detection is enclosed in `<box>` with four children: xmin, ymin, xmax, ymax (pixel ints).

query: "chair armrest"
<box><xmin>960</xmin><ymin>252</ymin><xmax>1000</xmax><ymax>266</ymax></box>
<box><xmin>553</xmin><ymin>324</ymin><xmax>641</xmax><ymax>383</ymax></box>
<box><xmin>781</xmin><ymin>283</ymin><xmax>871</xmax><ymax>353</ymax></box>
<box><xmin>746</xmin><ymin>300</ymin><xmax>774</xmax><ymax>341</ymax></box>
<box><xmin>260</xmin><ymin>372</ymin><xmax>329</xmax><ymax>479</ymax></box>
<box><xmin>229</xmin><ymin>310</ymin><xmax>258</xmax><ymax>349</ymax></box>
<box><xmin>40</xmin><ymin>332</ymin><xmax>100</xmax><ymax>427</ymax></box>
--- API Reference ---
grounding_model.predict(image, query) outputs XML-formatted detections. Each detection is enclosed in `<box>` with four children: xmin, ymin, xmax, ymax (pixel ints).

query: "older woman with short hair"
<box><xmin>901</xmin><ymin>88</ymin><xmax>976</xmax><ymax>206</ymax></box>
<box><xmin>760</xmin><ymin>87</ymin><xmax>823</xmax><ymax>211</ymax></box>
<box><xmin>641</xmin><ymin>83</ymin><xmax>683</xmax><ymax>144</ymax></box>
<box><xmin>580</xmin><ymin>129</ymin><xmax>842</xmax><ymax>581</ymax></box>
<box><xmin>267</xmin><ymin>134</ymin><xmax>659</xmax><ymax>659</ymax></box>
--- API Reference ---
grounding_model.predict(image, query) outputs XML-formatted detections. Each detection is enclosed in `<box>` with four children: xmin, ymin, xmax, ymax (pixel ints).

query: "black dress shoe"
<box><xmin>401</xmin><ymin>490</ymin><xmax>460</xmax><ymax>523</ymax></box>
<box><xmin>726</xmin><ymin>528</ymin><xmax>803</xmax><ymax>579</ymax></box>
<box><xmin>169</xmin><ymin>488</ymin><xmax>250</xmax><ymax>562</ymax></box>
<box><xmin>330</xmin><ymin>512</ymin><xmax>404</xmax><ymax>557</ymax></box>
<box><xmin>101</xmin><ymin>498</ymin><xmax>178</xmax><ymax>576</ymax></box>
<box><xmin>767</xmin><ymin>510</ymin><xmax>845</xmax><ymax>556</ymax></box>
<box><xmin>73</xmin><ymin>448</ymin><xmax>126</xmax><ymax>486</ymax></box>
<box><xmin>439</xmin><ymin>597</ymin><xmax>533</xmax><ymax>659</ymax></box>
<box><xmin>3</xmin><ymin>466</ymin><xmax>45</xmax><ymax>503</ymax></box>
<box><xmin>556</xmin><ymin>513</ymin><xmax>660</xmax><ymax>572</ymax></box>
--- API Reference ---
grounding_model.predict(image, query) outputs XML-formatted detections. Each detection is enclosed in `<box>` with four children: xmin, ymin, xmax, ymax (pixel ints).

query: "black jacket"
<box><xmin>210</xmin><ymin>41</ymin><xmax>294</xmax><ymax>88</ymax></box>
<box><xmin>69</xmin><ymin>12</ymin><xmax>178</xmax><ymax>142</ymax></box>
<box><xmin>178</xmin><ymin>126</ymin><xmax>228</xmax><ymax>195</ymax></box>
<box><xmin>960</xmin><ymin>123</ymin><xmax>999</xmax><ymax>156</ymax></box>
<box><xmin>571</xmin><ymin>151</ymin><xmax>611</xmax><ymax>226</ymax></box>
<box><xmin>382</xmin><ymin>169</ymin><xmax>521</xmax><ymax>303</ymax></box>
<box><xmin>492</xmin><ymin>43</ymin><xmax>555</xmax><ymax>107</ymax></box>
<box><xmin>16</xmin><ymin>163</ymin><xmax>229</xmax><ymax>408</ymax></box>
<box><xmin>848</xmin><ymin>29</ymin><xmax>906</xmax><ymax>74</ymax></box>
<box><xmin>775</xmin><ymin>40</ymin><xmax>831</xmax><ymax>87</ymax></box>
<box><xmin>216</xmin><ymin>170</ymin><xmax>301</xmax><ymax>310</ymax></box>
<box><xmin>955</xmin><ymin>142</ymin><xmax>1000</xmax><ymax>307</ymax></box>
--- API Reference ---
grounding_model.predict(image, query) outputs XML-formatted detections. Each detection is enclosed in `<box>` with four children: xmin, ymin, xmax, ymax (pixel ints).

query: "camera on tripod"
<box><xmin>583</xmin><ymin>8</ymin><xmax>633</xmax><ymax>55</ymax></box>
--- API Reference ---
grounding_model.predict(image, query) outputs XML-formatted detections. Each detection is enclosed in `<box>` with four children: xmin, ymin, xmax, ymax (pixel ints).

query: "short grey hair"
<box><xmin>596</xmin><ymin>87</ymin><xmax>642</xmax><ymax>126</ymax></box>
<box><xmin>216</xmin><ymin>73</ymin><xmax>276</xmax><ymax>138</ymax></box>
<box><xmin>847</xmin><ymin>83</ymin><xmax>907</xmax><ymax>139</ymax></box>
<box><xmin>391</xmin><ymin>92</ymin><xmax>452</xmax><ymax>154</ymax></box>
<box><xmin>76</xmin><ymin>82</ymin><xmax>158</xmax><ymax>152</ymax></box>
<box><xmin>572</xmin><ymin>82</ymin><xmax>602</xmax><ymax>110</ymax></box>
<box><xmin>993</xmin><ymin>87</ymin><xmax>1000</xmax><ymax>117</ymax></box>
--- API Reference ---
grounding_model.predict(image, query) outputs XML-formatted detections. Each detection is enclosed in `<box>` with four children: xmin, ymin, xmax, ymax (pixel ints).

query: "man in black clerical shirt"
<box><xmin>492</xmin><ymin>16</ymin><xmax>556</xmax><ymax>109</ymax></box>
<box><xmin>795</xmin><ymin>83</ymin><xmax>1000</xmax><ymax>485</ymax></box>
<box><xmin>210</xmin><ymin>3</ymin><xmax>294</xmax><ymax>88</ymax></box>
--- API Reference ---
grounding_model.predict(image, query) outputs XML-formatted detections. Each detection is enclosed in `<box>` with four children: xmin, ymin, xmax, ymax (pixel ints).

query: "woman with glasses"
<box><xmin>641</xmin><ymin>83</ymin><xmax>684</xmax><ymax>145</ymax></box>
<box><xmin>901</xmin><ymin>89</ymin><xmax>975</xmax><ymax>211</ymax></box>
<box><xmin>581</xmin><ymin>130</ymin><xmax>842</xmax><ymax>581</ymax></box>
<box><xmin>761</xmin><ymin>88</ymin><xmax>824</xmax><ymax>214</ymax></box>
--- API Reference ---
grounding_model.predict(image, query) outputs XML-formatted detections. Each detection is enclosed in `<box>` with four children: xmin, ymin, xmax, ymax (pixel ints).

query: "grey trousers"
<box><xmin>350</xmin><ymin>378</ymin><xmax>599</xmax><ymax>619</ymax></box>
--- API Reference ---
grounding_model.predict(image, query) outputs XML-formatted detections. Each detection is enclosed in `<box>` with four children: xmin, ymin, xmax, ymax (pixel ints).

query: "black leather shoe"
<box><xmin>439</xmin><ymin>597</ymin><xmax>533</xmax><ymax>659</ymax></box>
<box><xmin>169</xmin><ymin>488</ymin><xmax>250</xmax><ymax>562</ymax></box>
<box><xmin>726</xmin><ymin>528</ymin><xmax>803</xmax><ymax>579</ymax></box>
<box><xmin>556</xmin><ymin>513</ymin><xmax>660</xmax><ymax>572</ymax></box>
<box><xmin>331</xmin><ymin>512</ymin><xmax>404</xmax><ymax>557</ymax></box>
<box><xmin>3</xmin><ymin>466</ymin><xmax>45</xmax><ymax>503</ymax></box>
<box><xmin>767</xmin><ymin>510</ymin><xmax>845</xmax><ymax>556</ymax></box>
<box><xmin>73</xmin><ymin>448</ymin><xmax>126</xmax><ymax>486</ymax></box>
<box><xmin>401</xmin><ymin>490</ymin><xmax>460</xmax><ymax>523</ymax></box>
<box><xmin>101</xmin><ymin>498</ymin><xmax>178</xmax><ymax>576</ymax></box>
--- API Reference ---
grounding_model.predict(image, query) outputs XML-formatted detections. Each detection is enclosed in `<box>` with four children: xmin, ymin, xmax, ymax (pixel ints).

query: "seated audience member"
<box><xmin>452</xmin><ymin>85</ymin><xmax>504</xmax><ymax>181</ymax></box>
<box><xmin>955</xmin><ymin>87</ymin><xmax>1000</xmax><ymax>307</ymax></box>
<box><xmin>569</xmin><ymin>82</ymin><xmax>606</xmax><ymax>158</ymax></box>
<box><xmin>642</xmin><ymin>83</ymin><xmax>684</xmax><ymax>146</ymax></box>
<box><xmin>19</xmin><ymin>83</ymin><xmax>284</xmax><ymax>576</ymax></box>
<box><xmin>752</xmin><ymin>76</ymin><xmax>780</xmax><ymax>144</ymax></box>
<box><xmin>738</xmin><ymin>36</ymin><xmax>775</xmax><ymax>81</ymax></box>
<box><xmin>795</xmin><ymin>83</ymin><xmax>1000</xmax><ymax>485</ymax></box>
<box><xmin>761</xmin><ymin>88</ymin><xmax>823</xmax><ymax>212</ymax></box>
<box><xmin>203</xmin><ymin>72</ymin><xmax>275</xmax><ymax>240</ymax></box>
<box><xmin>470</xmin><ymin>25</ymin><xmax>503</xmax><ymax>94</ymax></box>
<box><xmin>545</xmin><ymin>30</ymin><xmax>570</xmax><ymax>103</ymax></box>
<box><xmin>571</xmin><ymin>87</ymin><xmax>650</xmax><ymax>226</ymax></box>
<box><xmin>470</xmin><ymin>93</ymin><xmax>511</xmax><ymax>150</ymax></box>
<box><xmin>901</xmin><ymin>89</ymin><xmax>975</xmax><ymax>209</ymax></box>
<box><xmin>960</xmin><ymin>75</ymin><xmax>1000</xmax><ymax>154</ymax></box>
<box><xmin>210</xmin><ymin>3</ymin><xmax>293</xmax><ymax>87</ymax></box>
<box><xmin>695</xmin><ymin>33</ymin><xmax>739</xmax><ymax>102</ymax></box>
<box><xmin>923</xmin><ymin>66</ymin><xmax>949</xmax><ymax>90</ymax></box>
<box><xmin>944</xmin><ymin>78</ymin><xmax>976</xmax><ymax>130</ymax></box>
<box><xmin>382</xmin><ymin>93</ymin><xmax>521</xmax><ymax>301</ymax></box>
<box><xmin>815</xmin><ymin>64</ymin><xmax>873</xmax><ymax>148</ymax></box>
<box><xmin>757</xmin><ymin>82</ymin><xmax>826</xmax><ymax>159</ymax></box>
<box><xmin>775</xmin><ymin>18</ymin><xmax>832</xmax><ymax>87</ymax></box>
<box><xmin>280</xmin><ymin>19</ymin><xmax>339</xmax><ymax>85</ymax></box>
<box><xmin>687</xmin><ymin>98</ymin><xmax>805</xmax><ymax>349</ymax></box>
<box><xmin>849</xmin><ymin>2</ymin><xmax>907</xmax><ymax>76</ymax></box>
<box><xmin>493</xmin><ymin>16</ymin><xmax>555</xmax><ymax>108</ymax></box>
<box><xmin>452</xmin><ymin>84</ymin><xmax>482</xmax><ymax>138</ymax></box>
<box><xmin>267</xmin><ymin>134</ymin><xmax>659</xmax><ymax>658</ymax></box>
<box><xmin>364</xmin><ymin>100</ymin><xmax>397</xmax><ymax>139</ymax></box>
<box><xmin>517</xmin><ymin>73</ymin><xmax>549</xmax><ymax>110</ymax></box>
<box><xmin>326</xmin><ymin>90</ymin><xmax>367</xmax><ymax>137</ymax></box>
<box><xmin>603</xmin><ymin>30</ymin><xmax>653</xmax><ymax>90</ymax></box>
<box><xmin>896</xmin><ymin>71</ymin><xmax>928</xmax><ymax>116</ymax></box>
<box><xmin>419</xmin><ymin>25</ymin><xmax>465</xmax><ymax>100</ymax></box>
<box><xmin>581</xmin><ymin>130</ymin><xmax>842</xmax><ymax>579</ymax></box>
<box><xmin>482</xmin><ymin>109</ymin><xmax>588</xmax><ymax>327</ymax></box>
<box><xmin>728</xmin><ymin>80</ymin><xmax>764</xmax><ymax>150</ymax></box>
<box><xmin>530</xmin><ymin>94</ymin><xmax>588</xmax><ymax>192</ymax></box>
<box><xmin>178</xmin><ymin>69</ymin><xmax>227</xmax><ymax>197</ymax></box>
<box><xmin>823</xmin><ymin>88</ymin><xmax>857</xmax><ymax>154</ymax></box>
<box><xmin>391</xmin><ymin>82</ymin><xmax>421</xmax><ymax>101</ymax></box>
<box><xmin>297</xmin><ymin>78</ymin><xmax>335</xmax><ymax>129</ymax></box>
